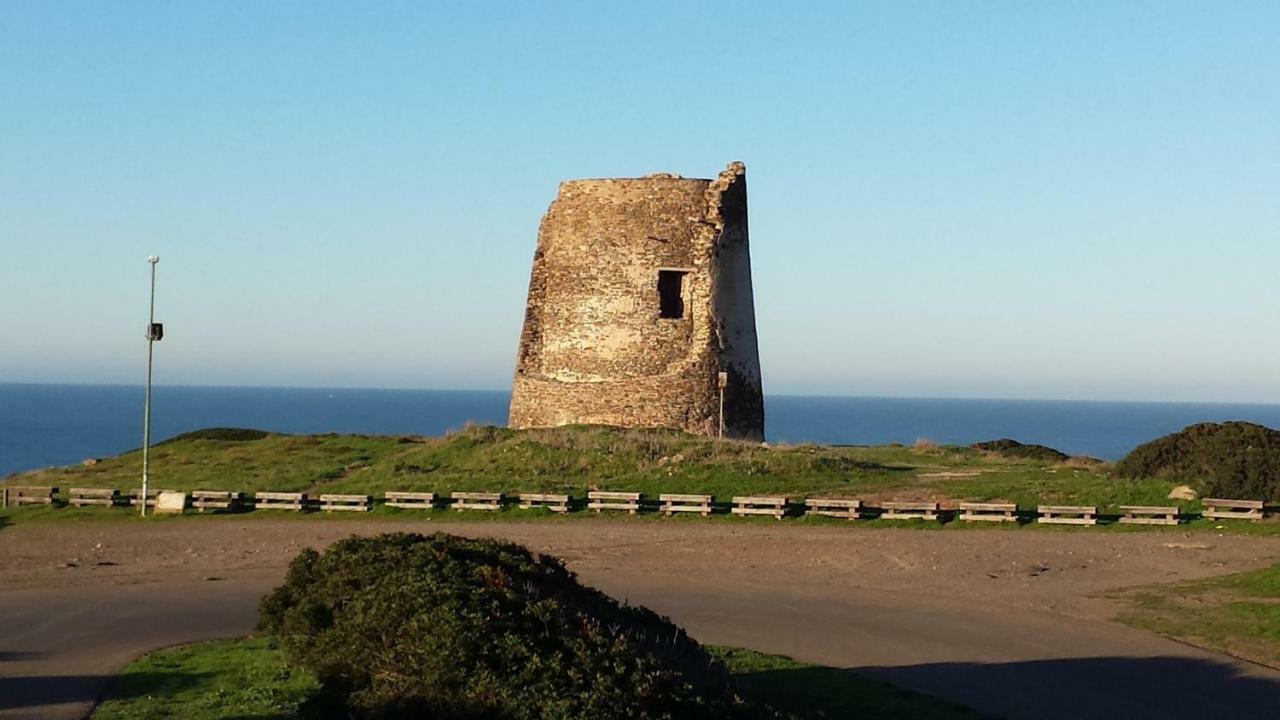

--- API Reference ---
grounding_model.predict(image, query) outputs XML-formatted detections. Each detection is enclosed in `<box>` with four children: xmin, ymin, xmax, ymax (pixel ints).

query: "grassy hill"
<box><xmin>4</xmin><ymin>424</ymin><xmax>1180</xmax><ymax>509</ymax></box>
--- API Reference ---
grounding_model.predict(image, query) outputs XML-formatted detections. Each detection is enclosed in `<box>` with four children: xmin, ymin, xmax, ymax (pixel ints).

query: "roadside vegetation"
<box><xmin>6</xmin><ymin>424</ymin><xmax>1192</xmax><ymax>511</ymax></box>
<box><xmin>96</xmin><ymin>532</ymin><xmax>984</xmax><ymax>720</ymax></box>
<box><xmin>260</xmin><ymin>532</ymin><xmax>742</xmax><ymax>718</ymax></box>
<box><xmin>1111</xmin><ymin>563</ymin><xmax>1280</xmax><ymax>668</ymax></box>
<box><xmin>94</xmin><ymin>639</ymin><xmax>985</xmax><ymax>720</ymax></box>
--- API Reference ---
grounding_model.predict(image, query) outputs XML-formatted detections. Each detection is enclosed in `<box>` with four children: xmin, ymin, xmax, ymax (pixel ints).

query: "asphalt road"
<box><xmin>2</xmin><ymin>522</ymin><xmax>1279</xmax><ymax>719</ymax></box>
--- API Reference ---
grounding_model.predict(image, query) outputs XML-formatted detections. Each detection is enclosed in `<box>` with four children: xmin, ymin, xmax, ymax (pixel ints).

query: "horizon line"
<box><xmin>2</xmin><ymin>381</ymin><xmax>1278</xmax><ymax>409</ymax></box>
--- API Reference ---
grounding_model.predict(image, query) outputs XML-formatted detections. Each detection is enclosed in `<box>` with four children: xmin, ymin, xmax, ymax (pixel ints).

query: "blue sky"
<box><xmin>2</xmin><ymin>2</ymin><xmax>1277</xmax><ymax>402</ymax></box>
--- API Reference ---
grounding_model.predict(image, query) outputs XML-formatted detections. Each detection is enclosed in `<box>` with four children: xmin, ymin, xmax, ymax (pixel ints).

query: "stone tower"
<box><xmin>508</xmin><ymin>161</ymin><xmax>764</xmax><ymax>440</ymax></box>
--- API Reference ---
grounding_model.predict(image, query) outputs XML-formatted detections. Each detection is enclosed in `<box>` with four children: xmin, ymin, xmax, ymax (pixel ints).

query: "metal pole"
<box><xmin>717</xmin><ymin>371</ymin><xmax>727</xmax><ymax>440</ymax></box>
<box><xmin>718</xmin><ymin>386</ymin><xmax>725</xmax><ymax>439</ymax></box>
<box><xmin>141</xmin><ymin>257</ymin><xmax>158</xmax><ymax>517</ymax></box>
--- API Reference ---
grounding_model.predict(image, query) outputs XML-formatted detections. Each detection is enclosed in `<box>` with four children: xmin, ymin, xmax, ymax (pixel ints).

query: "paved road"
<box><xmin>2</xmin><ymin>522</ymin><xmax>1279</xmax><ymax>719</ymax></box>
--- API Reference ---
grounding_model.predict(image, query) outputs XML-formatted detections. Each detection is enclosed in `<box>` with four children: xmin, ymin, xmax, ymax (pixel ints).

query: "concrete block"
<box><xmin>155</xmin><ymin>491</ymin><xmax>187</xmax><ymax>514</ymax></box>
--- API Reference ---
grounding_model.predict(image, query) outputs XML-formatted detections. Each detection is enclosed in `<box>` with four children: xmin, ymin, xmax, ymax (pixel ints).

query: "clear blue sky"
<box><xmin>2</xmin><ymin>2</ymin><xmax>1277</xmax><ymax>402</ymax></box>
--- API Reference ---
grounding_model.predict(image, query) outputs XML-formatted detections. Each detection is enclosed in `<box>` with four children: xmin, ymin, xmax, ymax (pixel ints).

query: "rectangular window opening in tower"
<box><xmin>657</xmin><ymin>270</ymin><xmax>687</xmax><ymax>319</ymax></box>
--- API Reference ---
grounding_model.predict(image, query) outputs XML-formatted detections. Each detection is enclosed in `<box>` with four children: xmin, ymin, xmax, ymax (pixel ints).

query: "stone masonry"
<box><xmin>508</xmin><ymin>161</ymin><xmax>764</xmax><ymax>440</ymax></box>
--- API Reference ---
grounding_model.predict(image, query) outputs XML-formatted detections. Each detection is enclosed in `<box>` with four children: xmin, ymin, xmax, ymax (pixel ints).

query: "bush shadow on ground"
<box><xmin>836</xmin><ymin>655</ymin><xmax>1280</xmax><ymax>720</ymax></box>
<box><xmin>0</xmin><ymin>650</ymin><xmax>44</xmax><ymax>662</ymax></box>
<box><xmin>0</xmin><ymin>671</ymin><xmax>209</xmax><ymax>712</ymax></box>
<box><xmin>731</xmin><ymin>664</ymin><xmax>986</xmax><ymax>719</ymax></box>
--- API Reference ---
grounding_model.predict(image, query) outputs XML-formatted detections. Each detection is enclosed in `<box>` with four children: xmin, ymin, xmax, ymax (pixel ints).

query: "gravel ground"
<box><xmin>3</xmin><ymin>516</ymin><xmax>1278</xmax><ymax>620</ymax></box>
<box><xmin>3</xmin><ymin>517</ymin><xmax>1280</xmax><ymax>720</ymax></box>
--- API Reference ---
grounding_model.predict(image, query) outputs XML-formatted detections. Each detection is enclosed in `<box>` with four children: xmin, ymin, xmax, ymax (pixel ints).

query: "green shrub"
<box><xmin>1115</xmin><ymin>422</ymin><xmax>1280</xmax><ymax>500</ymax></box>
<box><xmin>259</xmin><ymin>533</ymin><xmax>752</xmax><ymax>720</ymax></box>
<box><xmin>971</xmin><ymin>438</ymin><xmax>1069</xmax><ymax>462</ymax></box>
<box><xmin>157</xmin><ymin>427</ymin><xmax>276</xmax><ymax>444</ymax></box>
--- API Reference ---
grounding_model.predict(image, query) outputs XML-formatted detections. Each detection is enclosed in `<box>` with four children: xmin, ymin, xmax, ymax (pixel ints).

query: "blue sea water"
<box><xmin>3</xmin><ymin>383</ymin><xmax>1280</xmax><ymax>478</ymax></box>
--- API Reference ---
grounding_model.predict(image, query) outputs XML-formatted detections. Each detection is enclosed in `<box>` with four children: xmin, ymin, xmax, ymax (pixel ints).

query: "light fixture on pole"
<box><xmin>140</xmin><ymin>256</ymin><xmax>163</xmax><ymax>517</ymax></box>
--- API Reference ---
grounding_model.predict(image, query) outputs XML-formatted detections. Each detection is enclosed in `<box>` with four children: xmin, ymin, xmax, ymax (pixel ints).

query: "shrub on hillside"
<box><xmin>1115</xmin><ymin>422</ymin><xmax>1280</xmax><ymax>500</ymax></box>
<box><xmin>157</xmin><ymin>427</ymin><xmax>275</xmax><ymax>444</ymax></box>
<box><xmin>259</xmin><ymin>533</ymin><xmax>752</xmax><ymax>720</ymax></box>
<box><xmin>971</xmin><ymin>439</ymin><xmax>1069</xmax><ymax>463</ymax></box>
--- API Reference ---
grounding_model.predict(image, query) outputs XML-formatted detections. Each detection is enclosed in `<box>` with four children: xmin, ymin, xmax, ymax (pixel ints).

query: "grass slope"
<box><xmin>93</xmin><ymin>637</ymin><xmax>318</xmax><ymax>720</ymax></box>
<box><xmin>93</xmin><ymin>638</ymin><xmax>984</xmax><ymax>719</ymax></box>
<box><xmin>6</xmin><ymin>424</ymin><xmax>1181</xmax><ymax>510</ymax></box>
<box><xmin>1112</xmin><ymin>563</ymin><xmax>1280</xmax><ymax>668</ymax></box>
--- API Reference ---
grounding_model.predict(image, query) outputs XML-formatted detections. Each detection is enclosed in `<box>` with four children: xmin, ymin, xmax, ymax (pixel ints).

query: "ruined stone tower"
<box><xmin>508</xmin><ymin>161</ymin><xmax>764</xmax><ymax>440</ymax></box>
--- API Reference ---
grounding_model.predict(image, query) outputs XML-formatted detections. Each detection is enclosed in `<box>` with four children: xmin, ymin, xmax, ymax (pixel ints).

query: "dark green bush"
<box><xmin>157</xmin><ymin>427</ymin><xmax>275</xmax><ymax>444</ymax></box>
<box><xmin>971</xmin><ymin>438</ymin><xmax>1069</xmax><ymax>463</ymax></box>
<box><xmin>1115</xmin><ymin>422</ymin><xmax>1280</xmax><ymax>500</ymax></box>
<box><xmin>259</xmin><ymin>532</ymin><xmax>751</xmax><ymax>720</ymax></box>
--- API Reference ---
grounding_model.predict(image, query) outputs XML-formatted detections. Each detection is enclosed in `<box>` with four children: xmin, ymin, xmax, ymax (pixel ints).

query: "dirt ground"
<box><xmin>4</xmin><ymin>516</ymin><xmax>1278</xmax><ymax>622</ymax></box>
<box><xmin>6</xmin><ymin>517</ymin><xmax>1280</xmax><ymax>720</ymax></box>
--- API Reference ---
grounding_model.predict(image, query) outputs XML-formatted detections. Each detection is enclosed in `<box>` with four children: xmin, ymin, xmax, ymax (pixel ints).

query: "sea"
<box><xmin>3</xmin><ymin>383</ymin><xmax>1280</xmax><ymax>479</ymax></box>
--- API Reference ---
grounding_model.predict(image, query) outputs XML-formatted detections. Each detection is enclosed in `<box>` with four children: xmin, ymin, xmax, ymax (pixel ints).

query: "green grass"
<box><xmin>6</xmin><ymin>424</ymin><xmax>1274</xmax><ymax>533</ymax></box>
<box><xmin>93</xmin><ymin>637</ymin><xmax>981</xmax><ymax>719</ymax></box>
<box><xmin>93</xmin><ymin>636</ymin><xmax>319</xmax><ymax>720</ymax></box>
<box><xmin>1112</xmin><ymin>563</ymin><xmax>1280</xmax><ymax>667</ymax></box>
<box><xmin>3</xmin><ymin>424</ymin><xmax>1182</xmax><ymax>504</ymax></box>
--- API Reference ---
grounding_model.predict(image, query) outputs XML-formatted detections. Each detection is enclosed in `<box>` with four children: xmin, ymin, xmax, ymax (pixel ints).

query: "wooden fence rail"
<box><xmin>1037</xmin><ymin>505</ymin><xmax>1097</xmax><ymax>526</ymax></box>
<box><xmin>732</xmin><ymin>496</ymin><xmax>788</xmax><ymax>520</ymax></box>
<box><xmin>587</xmin><ymin>491</ymin><xmax>641</xmax><ymax>514</ymax></box>
<box><xmin>2</xmin><ymin>486</ymin><xmax>58</xmax><ymax>507</ymax></box>
<box><xmin>519</xmin><ymin>493</ymin><xmax>570</xmax><ymax>512</ymax></box>
<box><xmin>68</xmin><ymin>488</ymin><xmax>120</xmax><ymax>507</ymax></box>
<box><xmin>1202</xmin><ymin>498</ymin><xmax>1263</xmax><ymax>522</ymax></box>
<box><xmin>255</xmin><ymin>492</ymin><xmax>307</xmax><ymax>511</ymax></box>
<box><xmin>385</xmin><ymin>491</ymin><xmax>435</xmax><ymax>509</ymax></box>
<box><xmin>452</xmin><ymin>492</ymin><xmax>502</xmax><ymax>511</ymax></box>
<box><xmin>880</xmin><ymin>501</ymin><xmax>940</xmax><ymax>521</ymax></box>
<box><xmin>1118</xmin><ymin>505</ymin><xmax>1179</xmax><ymax>526</ymax></box>
<box><xmin>192</xmin><ymin>490</ymin><xmax>243</xmax><ymax>512</ymax></box>
<box><xmin>804</xmin><ymin>498</ymin><xmax>861</xmax><ymax>520</ymax></box>
<box><xmin>320</xmin><ymin>494</ymin><xmax>372</xmax><ymax>512</ymax></box>
<box><xmin>958</xmin><ymin>502</ymin><xmax>1017</xmax><ymax>523</ymax></box>
<box><xmin>659</xmin><ymin>494</ymin><xmax>712</xmax><ymax>516</ymax></box>
<box><xmin>3</xmin><ymin>484</ymin><xmax>1271</xmax><ymax>528</ymax></box>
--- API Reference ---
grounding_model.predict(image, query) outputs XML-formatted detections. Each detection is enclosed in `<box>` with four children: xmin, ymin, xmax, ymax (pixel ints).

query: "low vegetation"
<box><xmin>1112</xmin><ymin>563</ymin><xmax>1280</xmax><ymax>668</ymax></box>
<box><xmin>970</xmin><ymin>438</ymin><xmax>1071</xmax><ymax>463</ymax></box>
<box><xmin>94</xmin><ymin>636</ymin><xmax>318</xmax><ymax>720</ymax></box>
<box><xmin>94</xmin><ymin>639</ymin><xmax>983</xmax><ymax>720</ymax></box>
<box><xmin>5</xmin><ymin>424</ymin><xmax>1188</xmax><ymax>511</ymax></box>
<box><xmin>96</xmin><ymin>530</ymin><xmax>983</xmax><ymax>719</ymax></box>
<box><xmin>1115</xmin><ymin>422</ymin><xmax>1280</xmax><ymax>501</ymax></box>
<box><xmin>156</xmin><ymin>427</ymin><xmax>275</xmax><ymax>445</ymax></box>
<box><xmin>260</xmin><ymin>532</ymin><xmax>744</xmax><ymax>718</ymax></box>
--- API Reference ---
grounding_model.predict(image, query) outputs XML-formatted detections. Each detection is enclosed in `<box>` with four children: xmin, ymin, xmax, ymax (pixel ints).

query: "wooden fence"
<box><xmin>2</xmin><ymin>486</ymin><xmax>1272</xmax><ymax>525</ymax></box>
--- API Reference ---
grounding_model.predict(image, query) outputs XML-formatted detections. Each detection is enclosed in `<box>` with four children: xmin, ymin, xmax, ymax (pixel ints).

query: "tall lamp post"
<box><xmin>140</xmin><ymin>256</ymin><xmax>163</xmax><ymax>517</ymax></box>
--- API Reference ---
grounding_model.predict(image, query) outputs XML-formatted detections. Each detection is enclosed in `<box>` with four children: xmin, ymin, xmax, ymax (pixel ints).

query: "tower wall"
<box><xmin>509</xmin><ymin>162</ymin><xmax>764</xmax><ymax>439</ymax></box>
